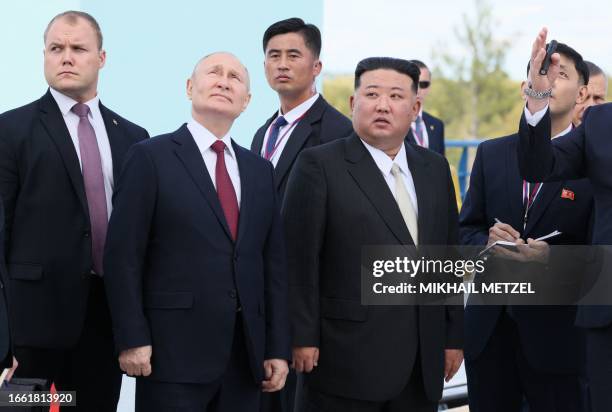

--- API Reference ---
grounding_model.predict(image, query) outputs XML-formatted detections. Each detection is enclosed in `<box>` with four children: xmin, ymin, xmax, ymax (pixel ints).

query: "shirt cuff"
<box><xmin>524</xmin><ymin>104</ymin><xmax>549</xmax><ymax>126</ymax></box>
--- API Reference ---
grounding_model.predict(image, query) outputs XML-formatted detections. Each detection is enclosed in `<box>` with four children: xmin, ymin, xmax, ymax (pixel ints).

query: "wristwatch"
<box><xmin>524</xmin><ymin>85</ymin><xmax>552</xmax><ymax>99</ymax></box>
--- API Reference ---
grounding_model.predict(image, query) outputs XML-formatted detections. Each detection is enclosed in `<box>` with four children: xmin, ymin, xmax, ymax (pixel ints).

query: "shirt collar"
<box><xmin>552</xmin><ymin>123</ymin><xmax>573</xmax><ymax>139</ymax></box>
<box><xmin>359</xmin><ymin>138</ymin><xmax>409</xmax><ymax>177</ymax></box>
<box><xmin>49</xmin><ymin>87</ymin><xmax>100</xmax><ymax>117</ymax></box>
<box><xmin>187</xmin><ymin>117</ymin><xmax>236</xmax><ymax>159</ymax></box>
<box><xmin>277</xmin><ymin>93</ymin><xmax>320</xmax><ymax>124</ymax></box>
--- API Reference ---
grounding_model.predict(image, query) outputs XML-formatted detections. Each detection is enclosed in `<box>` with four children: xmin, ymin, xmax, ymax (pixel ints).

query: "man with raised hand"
<box><xmin>518</xmin><ymin>28</ymin><xmax>612</xmax><ymax>412</ymax></box>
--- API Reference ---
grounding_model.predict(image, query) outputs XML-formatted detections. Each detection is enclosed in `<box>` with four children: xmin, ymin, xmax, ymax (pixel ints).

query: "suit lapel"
<box><xmin>523</xmin><ymin>180</ymin><xmax>564</xmax><ymax>236</ymax></box>
<box><xmin>99</xmin><ymin>104</ymin><xmax>130</xmax><ymax>184</ymax></box>
<box><xmin>38</xmin><ymin>90</ymin><xmax>89</xmax><ymax>220</ymax></box>
<box><xmin>273</xmin><ymin>96</ymin><xmax>327</xmax><ymax>190</ymax></box>
<box><xmin>251</xmin><ymin>113</ymin><xmax>275</xmax><ymax>154</ymax></box>
<box><xmin>404</xmin><ymin>144</ymin><xmax>434</xmax><ymax>245</ymax></box>
<box><xmin>233</xmin><ymin>142</ymin><xmax>253</xmax><ymax>248</ymax></box>
<box><xmin>172</xmin><ymin>125</ymin><xmax>233</xmax><ymax>242</ymax></box>
<box><xmin>344</xmin><ymin>134</ymin><xmax>414</xmax><ymax>245</ymax></box>
<box><xmin>505</xmin><ymin>137</ymin><xmax>526</xmax><ymax>232</ymax></box>
<box><xmin>405</xmin><ymin>129</ymin><xmax>418</xmax><ymax>147</ymax></box>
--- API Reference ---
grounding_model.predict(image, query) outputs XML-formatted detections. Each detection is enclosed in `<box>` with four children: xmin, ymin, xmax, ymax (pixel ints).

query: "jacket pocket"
<box><xmin>320</xmin><ymin>297</ymin><xmax>368</xmax><ymax>322</ymax></box>
<box><xmin>144</xmin><ymin>292</ymin><xmax>194</xmax><ymax>309</ymax></box>
<box><xmin>8</xmin><ymin>263</ymin><xmax>43</xmax><ymax>281</ymax></box>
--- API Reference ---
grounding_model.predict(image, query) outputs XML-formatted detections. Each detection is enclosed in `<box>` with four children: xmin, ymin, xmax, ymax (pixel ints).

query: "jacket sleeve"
<box><xmin>103</xmin><ymin>143</ymin><xmax>157</xmax><ymax>352</ymax></box>
<box><xmin>282</xmin><ymin>149</ymin><xmax>327</xmax><ymax>348</ymax></box>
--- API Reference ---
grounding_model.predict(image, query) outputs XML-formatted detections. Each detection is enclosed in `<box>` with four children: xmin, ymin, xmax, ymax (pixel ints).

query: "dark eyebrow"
<box><xmin>266</xmin><ymin>48</ymin><xmax>302</xmax><ymax>55</ymax></box>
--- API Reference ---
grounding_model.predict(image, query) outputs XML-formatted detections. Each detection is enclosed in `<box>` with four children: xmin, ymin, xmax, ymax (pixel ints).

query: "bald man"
<box><xmin>103</xmin><ymin>52</ymin><xmax>290</xmax><ymax>412</ymax></box>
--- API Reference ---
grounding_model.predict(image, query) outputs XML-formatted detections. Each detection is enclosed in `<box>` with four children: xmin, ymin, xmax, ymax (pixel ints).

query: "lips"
<box><xmin>58</xmin><ymin>71</ymin><xmax>77</xmax><ymax>76</ymax></box>
<box><xmin>373</xmin><ymin>117</ymin><xmax>391</xmax><ymax>126</ymax></box>
<box><xmin>210</xmin><ymin>93</ymin><xmax>232</xmax><ymax>103</ymax></box>
<box><xmin>276</xmin><ymin>75</ymin><xmax>291</xmax><ymax>81</ymax></box>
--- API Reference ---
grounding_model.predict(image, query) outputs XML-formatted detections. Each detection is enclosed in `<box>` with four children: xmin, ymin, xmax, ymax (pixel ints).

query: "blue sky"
<box><xmin>323</xmin><ymin>0</ymin><xmax>611</xmax><ymax>80</ymax></box>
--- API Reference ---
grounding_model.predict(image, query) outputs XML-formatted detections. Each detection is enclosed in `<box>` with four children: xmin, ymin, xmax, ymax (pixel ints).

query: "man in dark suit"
<box><xmin>405</xmin><ymin>60</ymin><xmax>445</xmax><ymax>156</ymax></box>
<box><xmin>283</xmin><ymin>57</ymin><xmax>463</xmax><ymax>411</ymax></box>
<box><xmin>103</xmin><ymin>52</ymin><xmax>290</xmax><ymax>412</ymax></box>
<box><xmin>518</xmin><ymin>28</ymin><xmax>612</xmax><ymax>412</ymax></box>
<box><xmin>251</xmin><ymin>18</ymin><xmax>352</xmax><ymax>199</ymax></box>
<box><xmin>0</xmin><ymin>11</ymin><xmax>148</xmax><ymax>411</ymax></box>
<box><xmin>460</xmin><ymin>42</ymin><xmax>592</xmax><ymax>412</ymax></box>
<box><xmin>252</xmin><ymin>18</ymin><xmax>352</xmax><ymax>412</ymax></box>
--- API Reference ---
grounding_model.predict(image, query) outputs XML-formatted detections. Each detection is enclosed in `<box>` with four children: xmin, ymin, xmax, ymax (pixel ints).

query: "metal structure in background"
<box><xmin>446</xmin><ymin>139</ymin><xmax>483</xmax><ymax>199</ymax></box>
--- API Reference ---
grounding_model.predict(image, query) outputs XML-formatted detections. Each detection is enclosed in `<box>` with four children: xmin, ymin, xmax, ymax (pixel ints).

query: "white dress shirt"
<box><xmin>410</xmin><ymin>109</ymin><xmax>429</xmax><ymax>148</ymax></box>
<box><xmin>187</xmin><ymin>118</ymin><xmax>242</xmax><ymax>207</ymax></box>
<box><xmin>360</xmin><ymin>139</ymin><xmax>419</xmax><ymax>214</ymax></box>
<box><xmin>523</xmin><ymin>104</ymin><xmax>548</xmax><ymax>127</ymax></box>
<box><xmin>261</xmin><ymin>93</ymin><xmax>320</xmax><ymax>166</ymax></box>
<box><xmin>49</xmin><ymin>87</ymin><xmax>114</xmax><ymax>218</ymax></box>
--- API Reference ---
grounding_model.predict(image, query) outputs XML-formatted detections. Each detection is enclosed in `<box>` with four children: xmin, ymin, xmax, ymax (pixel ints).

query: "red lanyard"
<box><xmin>264</xmin><ymin>111</ymin><xmax>309</xmax><ymax>160</ymax></box>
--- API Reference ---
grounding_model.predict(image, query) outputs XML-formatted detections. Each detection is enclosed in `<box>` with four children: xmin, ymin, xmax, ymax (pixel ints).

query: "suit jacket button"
<box><xmin>84</xmin><ymin>230</ymin><xmax>90</xmax><ymax>238</ymax></box>
<box><xmin>228</xmin><ymin>289</ymin><xmax>237</xmax><ymax>299</ymax></box>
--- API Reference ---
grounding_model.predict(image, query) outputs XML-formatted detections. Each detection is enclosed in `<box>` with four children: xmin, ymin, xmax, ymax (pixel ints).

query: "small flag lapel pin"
<box><xmin>561</xmin><ymin>189</ymin><xmax>575</xmax><ymax>200</ymax></box>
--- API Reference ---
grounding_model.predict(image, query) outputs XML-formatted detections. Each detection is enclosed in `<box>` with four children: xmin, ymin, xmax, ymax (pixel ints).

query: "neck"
<box><xmin>384</xmin><ymin>144</ymin><xmax>402</xmax><ymax>160</ymax></box>
<box><xmin>550</xmin><ymin>111</ymin><xmax>573</xmax><ymax>139</ymax></box>
<box><xmin>59</xmin><ymin>88</ymin><xmax>97</xmax><ymax>104</ymax></box>
<box><xmin>280</xmin><ymin>87</ymin><xmax>316</xmax><ymax>114</ymax></box>
<box><xmin>192</xmin><ymin>110</ymin><xmax>233</xmax><ymax>139</ymax></box>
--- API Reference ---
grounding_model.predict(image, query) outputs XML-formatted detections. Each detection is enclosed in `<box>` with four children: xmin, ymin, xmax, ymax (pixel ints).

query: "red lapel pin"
<box><xmin>561</xmin><ymin>189</ymin><xmax>575</xmax><ymax>200</ymax></box>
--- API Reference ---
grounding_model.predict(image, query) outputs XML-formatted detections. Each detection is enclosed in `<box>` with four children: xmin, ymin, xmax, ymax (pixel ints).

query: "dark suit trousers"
<box><xmin>466</xmin><ymin>311</ymin><xmax>587</xmax><ymax>412</ymax></box>
<box><xmin>300</xmin><ymin>354</ymin><xmax>436</xmax><ymax>412</ymax></box>
<box><xmin>13</xmin><ymin>276</ymin><xmax>122</xmax><ymax>412</ymax></box>
<box><xmin>136</xmin><ymin>315</ymin><xmax>260</xmax><ymax>412</ymax></box>
<box><xmin>586</xmin><ymin>325</ymin><xmax>612</xmax><ymax>412</ymax></box>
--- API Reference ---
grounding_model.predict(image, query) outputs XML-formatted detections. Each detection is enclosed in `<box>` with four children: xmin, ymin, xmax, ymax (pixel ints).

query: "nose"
<box><xmin>216</xmin><ymin>76</ymin><xmax>230</xmax><ymax>91</ymax></box>
<box><xmin>278</xmin><ymin>54</ymin><xmax>289</xmax><ymax>71</ymax></box>
<box><xmin>60</xmin><ymin>48</ymin><xmax>74</xmax><ymax>66</ymax></box>
<box><xmin>375</xmin><ymin>95</ymin><xmax>390</xmax><ymax>113</ymax></box>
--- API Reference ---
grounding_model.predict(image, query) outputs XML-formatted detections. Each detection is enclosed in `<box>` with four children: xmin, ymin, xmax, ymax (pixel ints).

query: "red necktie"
<box><xmin>72</xmin><ymin>103</ymin><xmax>108</xmax><ymax>275</ymax></box>
<box><xmin>211</xmin><ymin>140</ymin><xmax>239</xmax><ymax>240</ymax></box>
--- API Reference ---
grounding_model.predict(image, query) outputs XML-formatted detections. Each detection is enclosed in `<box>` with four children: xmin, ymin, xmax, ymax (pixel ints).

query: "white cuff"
<box><xmin>524</xmin><ymin>104</ymin><xmax>549</xmax><ymax>126</ymax></box>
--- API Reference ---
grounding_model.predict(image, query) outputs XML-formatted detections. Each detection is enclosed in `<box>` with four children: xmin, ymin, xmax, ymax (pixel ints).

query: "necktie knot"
<box><xmin>71</xmin><ymin>103</ymin><xmax>90</xmax><ymax>118</ymax></box>
<box><xmin>273</xmin><ymin>115</ymin><xmax>288</xmax><ymax>129</ymax></box>
<box><xmin>211</xmin><ymin>140</ymin><xmax>227</xmax><ymax>154</ymax></box>
<box><xmin>391</xmin><ymin>163</ymin><xmax>401</xmax><ymax>177</ymax></box>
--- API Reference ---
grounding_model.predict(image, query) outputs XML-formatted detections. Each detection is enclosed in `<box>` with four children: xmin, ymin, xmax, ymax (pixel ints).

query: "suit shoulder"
<box><xmin>424</xmin><ymin>111</ymin><xmax>444</xmax><ymax>126</ymax></box>
<box><xmin>479</xmin><ymin>134</ymin><xmax>517</xmax><ymax>151</ymax></box>
<box><xmin>300</xmin><ymin>135</ymin><xmax>347</xmax><ymax>160</ymax></box>
<box><xmin>409</xmin><ymin>144</ymin><xmax>449</xmax><ymax>169</ymax></box>
<box><xmin>101</xmin><ymin>106</ymin><xmax>148</xmax><ymax>137</ymax></box>
<box><xmin>0</xmin><ymin>99</ymin><xmax>40</xmax><ymax>125</ymax></box>
<box><xmin>319</xmin><ymin>99</ymin><xmax>353</xmax><ymax>138</ymax></box>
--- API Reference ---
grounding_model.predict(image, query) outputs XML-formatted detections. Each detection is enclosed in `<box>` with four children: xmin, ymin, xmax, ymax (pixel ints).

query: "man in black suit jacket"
<box><xmin>0</xmin><ymin>11</ymin><xmax>148</xmax><ymax>411</ymax></box>
<box><xmin>461</xmin><ymin>42</ymin><xmax>591</xmax><ymax>412</ymax></box>
<box><xmin>252</xmin><ymin>18</ymin><xmax>352</xmax><ymax>412</ymax></box>
<box><xmin>405</xmin><ymin>60</ymin><xmax>445</xmax><ymax>156</ymax></box>
<box><xmin>251</xmin><ymin>18</ymin><xmax>352</xmax><ymax>199</ymax></box>
<box><xmin>103</xmin><ymin>52</ymin><xmax>290</xmax><ymax>412</ymax></box>
<box><xmin>518</xmin><ymin>28</ymin><xmax>612</xmax><ymax>412</ymax></box>
<box><xmin>284</xmin><ymin>57</ymin><xmax>463</xmax><ymax>411</ymax></box>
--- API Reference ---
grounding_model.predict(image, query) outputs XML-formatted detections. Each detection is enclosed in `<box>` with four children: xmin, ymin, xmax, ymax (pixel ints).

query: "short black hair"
<box><xmin>262</xmin><ymin>18</ymin><xmax>321</xmax><ymax>58</ymax></box>
<box><xmin>410</xmin><ymin>59</ymin><xmax>429</xmax><ymax>70</ymax></box>
<box><xmin>526</xmin><ymin>42</ymin><xmax>589</xmax><ymax>85</ymax></box>
<box><xmin>585</xmin><ymin>60</ymin><xmax>605</xmax><ymax>78</ymax></box>
<box><xmin>354</xmin><ymin>57</ymin><xmax>420</xmax><ymax>93</ymax></box>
